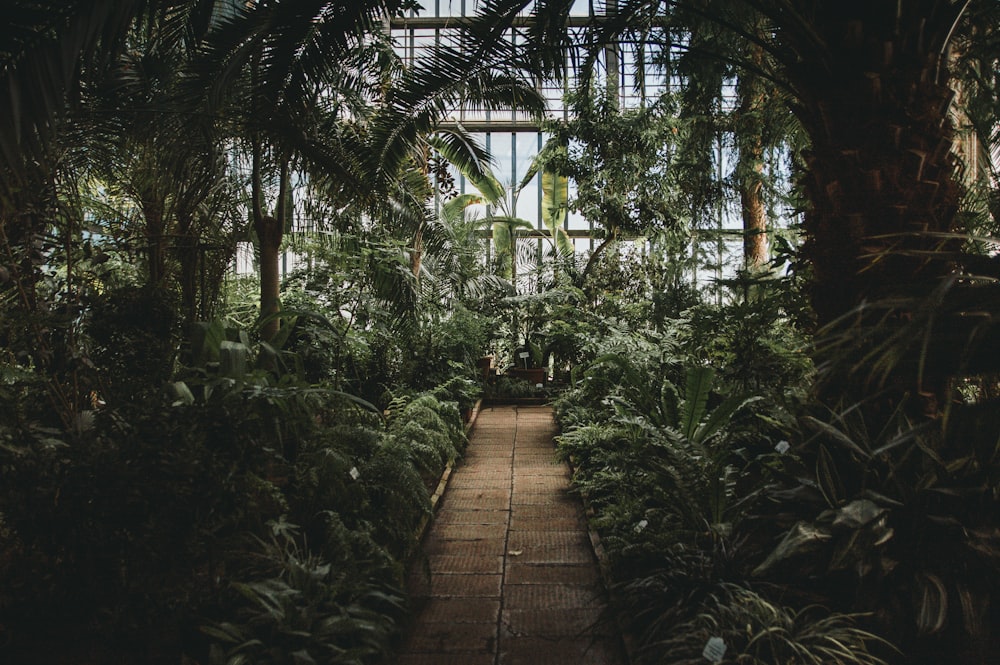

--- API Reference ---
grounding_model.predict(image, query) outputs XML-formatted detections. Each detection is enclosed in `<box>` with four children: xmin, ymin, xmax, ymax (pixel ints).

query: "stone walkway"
<box><xmin>398</xmin><ymin>405</ymin><xmax>627</xmax><ymax>665</ymax></box>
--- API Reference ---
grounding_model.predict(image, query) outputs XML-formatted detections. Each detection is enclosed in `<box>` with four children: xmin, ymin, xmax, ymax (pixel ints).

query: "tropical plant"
<box><xmin>741</xmin><ymin>394</ymin><xmax>1000</xmax><ymax>663</ymax></box>
<box><xmin>643</xmin><ymin>583</ymin><xmax>893</xmax><ymax>665</ymax></box>
<box><xmin>535</xmin><ymin>84</ymin><xmax>685</xmax><ymax>282</ymax></box>
<box><xmin>203</xmin><ymin>521</ymin><xmax>405</xmax><ymax>665</ymax></box>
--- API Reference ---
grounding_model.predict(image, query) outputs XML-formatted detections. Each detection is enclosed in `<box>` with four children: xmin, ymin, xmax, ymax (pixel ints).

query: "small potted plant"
<box><xmin>507</xmin><ymin>340</ymin><xmax>546</xmax><ymax>385</ymax></box>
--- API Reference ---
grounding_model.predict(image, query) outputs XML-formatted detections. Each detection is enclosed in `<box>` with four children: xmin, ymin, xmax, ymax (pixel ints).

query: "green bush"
<box><xmin>204</xmin><ymin>520</ymin><xmax>405</xmax><ymax>665</ymax></box>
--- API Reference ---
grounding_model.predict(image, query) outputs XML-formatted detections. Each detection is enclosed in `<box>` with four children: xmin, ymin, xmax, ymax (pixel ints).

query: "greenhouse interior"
<box><xmin>2</xmin><ymin>1</ymin><xmax>999</xmax><ymax>664</ymax></box>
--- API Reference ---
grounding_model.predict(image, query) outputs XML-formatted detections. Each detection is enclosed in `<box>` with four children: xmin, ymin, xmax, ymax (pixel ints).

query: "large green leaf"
<box><xmin>492</xmin><ymin>220</ymin><xmax>512</xmax><ymax>258</ymax></box>
<box><xmin>540</xmin><ymin>169</ymin><xmax>573</xmax><ymax>255</ymax></box>
<box><xmin>681</xmin><ymin>366</ymin><xmax>715</xmax><ymax>441</ymax></box>
<box><xmin>491</xmin><ymin>216</ymin><xmax>534</xmax><ymax>255</ymax></box>
<box><xmin>753</xmin><ymin>521</ymin><xmax>833</xmax><ymax>577</ymax></box>
<box><xmin>803</xmin><ymin>415</ymin><xmax>873</xmax><ymax>459</ymax></box>
<box><xmin>219</xmin><ymin>340</ymin><xmax>249</xmax><ymax>379</ymax></box>
<box><xmin>441</xmin><ymin>193</ymin><xmax>485</xmax><ymax>222</ymax></box>
<box><xmin>428</xmin><ymin>130</ymin><xmax>504</xmax><ymax>202</ymax></box>
<box><xmin>693</xmin><ymin>394</ymin><xmax>759</xmax><ymax>446</ymax></box>
<box><xmin>816</xmin><ymin>444</ymin><xmax>846</xmax><ymax>507</ymax></box>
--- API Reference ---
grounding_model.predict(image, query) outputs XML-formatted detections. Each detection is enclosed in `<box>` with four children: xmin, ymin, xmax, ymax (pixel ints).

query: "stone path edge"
<box><xmin>409</xmin><ymin>398</ymin><xmax>485</xmax><ymax>555</ymax></box>
<box><xmin>562</xmin><ymin>447</ymin><xmax>636</xmax><ymax>665</ymax></box>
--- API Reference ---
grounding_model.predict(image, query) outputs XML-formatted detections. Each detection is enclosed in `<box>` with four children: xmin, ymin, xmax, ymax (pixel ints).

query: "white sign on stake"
<box><xmin>702</xmin><ymin>636</ymin><xmax>726</xmax><ymax>663</ymax></box>
<box><xmin>518</xmin><ymin>352</ymin><xmax>530</xmax><ymax>359</ymax></box>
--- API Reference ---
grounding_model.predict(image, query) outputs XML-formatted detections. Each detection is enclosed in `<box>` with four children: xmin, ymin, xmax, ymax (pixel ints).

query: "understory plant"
<box><xmin>552</xmin><ymin>281</ymin><xmax>891</xmax><ymax>664</ymax></box>
<box><xmin>203</xmin><ymin>521</ymin><xmax>405</xmax><ymax>665</ymax></box>
<box><xmin>0</xmin><ymin>312</ymin><xmax>469</xmax><ymax>664</ymax></box>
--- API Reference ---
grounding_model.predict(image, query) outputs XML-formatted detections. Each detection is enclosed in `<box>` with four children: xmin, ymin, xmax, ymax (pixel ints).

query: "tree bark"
<box><xmin>737</xmin><ymin>41</ymin><xmax>768</xmax><ymax>270</ymax></box>
<box><xmin>739</xmin><ymin>152</ymin><xmax>767</xmax><ymax>270</ymax></box>
<box><xmin>784</xmin><ymin>3</ymin><xmax>967</xmax><ymax>405</ymax></box>
<box><xmin>790</xmin><ymin>5</ymin><xmax>965</xmax><ymax>327</ymax></box>
<box><xmin>256</xmin><ymin>214</ymin><xmax>282</xmax><ymax>341</ymax></box>
<box><xmin>258</xmin><ymin>159</ymin><xmax>290</xmax><ymax>342</ymax></box>
<box><xmin>251</xmin><ymin>140</ymin><xmax>287</xmax><ymax>342</ymax></box>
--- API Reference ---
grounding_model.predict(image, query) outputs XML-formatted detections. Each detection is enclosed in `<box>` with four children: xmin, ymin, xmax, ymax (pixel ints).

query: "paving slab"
<box><xmin>398</xmin><ymin>405</ymin><xmax>627</xmax><ymax>664</ymax></box>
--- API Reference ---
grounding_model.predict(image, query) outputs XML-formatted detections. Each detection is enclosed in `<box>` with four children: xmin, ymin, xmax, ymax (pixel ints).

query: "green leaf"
<box><xmin>492</xmin><ymin>221</ymin><xmax>512</xmax><ymax>258</ymax></box>
<box><xmin>681</xmin><ymin>366</ymin><xmax>714</xmax><ymax>441</ymax></box>
<box><xmin>191</xmin><ymin>319</ymin><xmax>226</xmax><ymax>364</ymax></box>
<box><xmin>429</xmin><ymin>130</ymin><xmax>503</xmax><ymax>202</ymax></box>
<box><xmin>693</xmin><ymin>395</ymin><xmax>759</xmax><ymax>446</ymax></box>
<box><xmin>441</xmin><ymin>193</ymin><xmax>485</xmax><ymax>221</ymax></box>
<box><xmin>831</xmin><ymin>499</ymin><xmax>888</xmax><ymax>530</ymax></box>
<box><xmin>200</xmin><ymin>623</ymin><xmax>243</xmax><ymax>643</ymax></box>
<box><xmin>167</xmin><ymin>381</ymin><xmax>195</xmax><ymax>406</ymax></box>
<box><xmin>219</xmin><ymin>340</ymin><xmax>249</xmax><ymax>379</ymax></box>
<box><xmin>540</xmin><ymin>169</ymin><xmax>569</xmax><ymax>242</ymax></box>
<box><xmin>291</xmin><ymin>650</ymin><xmax>317</xmax><ymax>665</ymax></box>
<box><xmin>803</xmin><ymin>415</ymin><xmax>872</xmax><ymax>459</ymax></box>
<box><xmin>753</xmin><ymin>520</ymin><xmax>833</xmax><ymax>576</ymax></box>
<box><xmin>816</xmin><ymin>444</ymin><xmax>845</xmax><ymax>507</ymax></box>
<box><xmin>915</xmin><ymin>573</ymin><xmax>949</xmax><ymax>634</ymax></box>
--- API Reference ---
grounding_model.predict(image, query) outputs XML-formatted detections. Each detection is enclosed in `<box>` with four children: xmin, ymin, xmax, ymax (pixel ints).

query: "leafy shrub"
<box><xmin>360</xmin><ymin>437</ymin><xmax>432</xmax><ymax>561</ymax></box>
<box><xmin>204</xmin><ymin>521</ymin><xmax>405</xmax><ymax>665</ymax></box>
<box><xmin>402</xmin><ymin>305</ymin><xmax>491</xmax><ymax>391</ymax></box>
<box><xmin>740</xmin><ymin>399</ymin><xmax>1000</xmax><ymax>664</ymax></box>
<box><xmin>643</xmin><ymin>584</ymin><xmax>892</xmax><ymax>665</ymax></box>
<box><xmin>0</xmin><ymin>317</ymin><xmax>471</xmax><ymax>663</ymax></box>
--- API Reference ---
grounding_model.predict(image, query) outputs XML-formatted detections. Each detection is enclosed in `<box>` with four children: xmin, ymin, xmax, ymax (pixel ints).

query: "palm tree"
<box><xmin>187</xmin><ymin>0</ymin><xmax>549</xmax><ymax>339</ymax></box>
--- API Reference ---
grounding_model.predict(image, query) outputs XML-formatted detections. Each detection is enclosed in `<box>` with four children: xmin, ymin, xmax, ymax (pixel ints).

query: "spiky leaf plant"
<box><xmin>644</xmin><ymin>583</ymin><xmax>893</xmax><ymax>665</ymax></box>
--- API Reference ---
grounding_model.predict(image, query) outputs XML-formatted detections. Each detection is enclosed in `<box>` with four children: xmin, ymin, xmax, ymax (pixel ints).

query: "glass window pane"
<box><xmin>514</xmin><ymin>132</ymin><xmax>539</xmax><ymax>223</ymax></box>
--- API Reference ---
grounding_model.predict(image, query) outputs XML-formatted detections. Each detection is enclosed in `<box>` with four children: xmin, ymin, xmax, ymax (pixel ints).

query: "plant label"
<box><xmin>702</xmin><ymin>636</ymin><xmax>726</xmax><ymax>663</ymax></box>
<box><xmin>775</xmin><ymin>440</ymin><xmax>790</xmax><ymax>454</ymax></box>
<box><xmin>518</xmin><ymin>352</ymin><xmax>530</xmax><ymax>359</ymax></box>
<box><xmin>349</xmin><ymin>467</ymin><xmax>361</xmax><ymax>480</ymax></box>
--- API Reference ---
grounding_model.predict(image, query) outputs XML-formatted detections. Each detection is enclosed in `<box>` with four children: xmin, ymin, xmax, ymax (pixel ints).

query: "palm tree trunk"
<box><xmin>141</xmin><ymin>195</ymin><xmax>166</xmax><ymax>287</ymax></box>
<box><xmin>786</xmin><ymin>3</ymin><xmax>967</xmax><ymax>406</ymax></box>
<box><xmin>736</xmin><ymin>38</ymin><xmax>767</xmax><ymax>272</ymax></box>
<box><xmin>257</xmin><ymin>215</ymin><xmax>282</xmax><ymax>340</ymax></box>
<box><xmin>791</xmin><ymin>5</ymin><xmax>965</xmax><ymax>325</ymax></box>
<box><xmin>737</xmin><ymin>41</ymin><xmax>768</xmax><ymax>271</ymax></box>
<box><xmin>258</xmin><ymin>159</ymin><xmax>290</xmax><ymax>342</ymax></box>
<box><xmin>740</xmin><ymin>163</ymin><xmax>767</xmax><ymax>272</ymax></box>
<box><xmin>251</xmin><ymin>140</ymin><xmax>287</xmax><ymax>342</ymax></box>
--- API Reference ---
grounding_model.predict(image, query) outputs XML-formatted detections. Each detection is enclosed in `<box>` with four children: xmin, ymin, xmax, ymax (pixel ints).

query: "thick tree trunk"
<box><xmin>256</xmin><ymin>214</ymin><xmax>282</xmax><ymax>341</ymax></box>
<box><xmin>792</xmin><ymin>6</ymin><xmax>964</xmax><ymax>319</ymax></box>
<box><xmin>737</xmin><ymin>41</ymin><xmax>768</xmax><ymax>270</ymax></box>
<box><xmin>251</xmin><ymin>141</ymin><xmax>287</xmax><ymax>343</ymax></box>
<box><xmin>739</xmin><ymin>153</ymin><xmax>767</xmax><ymax>270</ymax></box>
<box><xmin>786</xmin><ymin>3</ymin><xmax>966</xmax><ymax>403</ymax></box>
<box><xmin>257</xmin><ymin>159</ymin><xmax>290</xmax><ymax>343</ymax></box>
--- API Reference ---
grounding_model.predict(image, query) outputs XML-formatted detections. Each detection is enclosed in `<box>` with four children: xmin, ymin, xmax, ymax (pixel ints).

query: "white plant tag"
<box><xmin>349</xmin><ymin>466</ymin><xmax>361</xmax><ymax>480</ymax></box>
<box><xmin>518</xmin><ymin>352</ymin><xmax>530</xmax><ymax>359</ymax></box>
<box><xmin>634</xmin><ymin>519</ymin><xmax>649</xmax><ymax>533</ymax></box>
<box><xmin>702</xmin><ymin>636</ymin><xmax>726</xmax><ymax>663</ymax></box>
<box><xmin>775</xmin><ymin>440</ymin><xmax>790</xmax><ymax>454</ymax></box>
